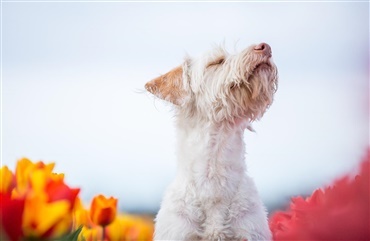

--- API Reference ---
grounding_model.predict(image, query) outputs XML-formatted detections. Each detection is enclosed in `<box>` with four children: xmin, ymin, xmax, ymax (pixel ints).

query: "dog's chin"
<box><xmin>254</xmin><ymin>62</ymin><xmax>271</xmax><ymax>71</ymax></box>
<box><xmin>247</xmin><ymin>62</ymin><xmax>274</xmax><ymax>81</ymax></box>
<box><xmin>250</xmin><ymin>62</ymin><xmax>273</xmax><ymax>76</ymax></box>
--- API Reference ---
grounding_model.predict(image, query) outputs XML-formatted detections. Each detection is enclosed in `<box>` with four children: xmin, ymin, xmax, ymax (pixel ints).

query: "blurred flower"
<box><xmin>45</xmin><ymin>179</ymin><xmax>80</xmax><ymax>208</ymax></box>
<box><xmin>123</xmin><ymin>218</ymin><xmax>154</xmax><ymax>241</ymax></box>
<box><xmin>1</xmin><ymin>158</ymin><xmax>154</xmax><ymax>241</ymax></box>
<box><xmin>0</xmin><ymin>166</ymin><xmax>16</xmax><ymax>194</ymax></box>
<box><xmin>78</xmin><ymin>206</ymin><xmax>154</xmax><ymax>241</ymax></box>
<box><xmin>106</xmin><ymin>214</ymin><xmax>154</xmax><ymax>241</ymax></box>
<box><xmin>90</xmin><ymin>195</ymin><xmax>117</xmax><ymax>227</ymax></box>
<box><xmin>80</xmin><ymin>226</ymin><xmax>100</xmax><ymax>241</ymax></box>
<box><xmin>105</xmin><ymin>215</ymin><xmax>128</xmax><ymax>241</ymax></box>
<box><xmin>75</xmin><ymin>207</ymin><xmax>93</xmax><ymax>229</ymax></box>
<box><xmin>73</xmin><ymin>198</ymin><xmax>96</xmax><ymax>231</ymax></box>
<box><xmin>0</xmin><ymin>158</ymin><xmax>80</xmax><ymax>240</ymax></box>
<box><xmin>270</xmin><ymin>150</ymin><xmax>370</xmax><ymax>240</ymax></box>
<box><xmin>13</xmin><ymin>158</ymin><xmax>55</xmax><ymax>197</ymax></box>
<box><xmin>0</xmin><ymin>193</ymin><xmax>25</xmax><ymax>241</ymax></box>
<box><xmin>22</xmin><ymin>178</ymin><xmax>80</xmax><ymax>239</ymax></box>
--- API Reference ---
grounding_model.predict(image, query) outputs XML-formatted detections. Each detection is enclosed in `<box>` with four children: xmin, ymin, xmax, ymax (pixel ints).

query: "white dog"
<box><xmin>145</xmin><ymin>42</ymin><xmax>278</xmax><ymax>241</ymax></box>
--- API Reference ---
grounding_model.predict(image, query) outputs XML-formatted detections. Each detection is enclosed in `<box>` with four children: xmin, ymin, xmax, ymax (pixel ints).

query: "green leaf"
<box><xmin>58</xmin><ymin>225</ymin><xmax>83</xmax><ymax>241</ymax></box>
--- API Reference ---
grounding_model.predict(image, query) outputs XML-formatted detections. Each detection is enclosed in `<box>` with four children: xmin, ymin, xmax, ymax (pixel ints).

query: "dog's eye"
<box><xmin>229</xmin><ymin>83</ymin><xmax>238</xmax><ymax>90</ymax></box>
<box><xmin>207</xmin><ymin>58</ymin><xmax>225</xmax><ymax>68</ymax></box>
<box><xmin>215</xmin><ymin>58</ymin><xmax>225</xmax><ymax>65</ymax></box>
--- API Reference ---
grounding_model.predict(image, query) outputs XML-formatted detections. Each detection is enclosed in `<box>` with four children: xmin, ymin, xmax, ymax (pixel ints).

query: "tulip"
<box><xmin>45</xmin><ymin>179</ymin><xmax>80</xmax><ymax>207</ymax></box>
<box><xmin>90</xmin><ymin>195</ymin><xmax>117</xmax><ymax>241</ymax></box>
<box><xmin>14</xmin><ymin>158</ymin><xmax>80</xmax><ymax>240</ymax></box>
<box><xmin>123</xmin><ymin>217</ymin><xmax>154</xmax><ymax>241</ymax></box>
<box><xmin>13</xmin><ymin>158</ymin><xmax>55</xmax><ymax>197</ymax></box>
<box><xmin>106</xmin><ymin>214</ymin><xmax>154</xmax><ymax>241</ymax></box>
<box><xmin>0</xmin><ymin>166</ymin><xmax>16</xmax><ymax>194</ymax></box>
<box><xmin>0</xmin><ymin>193</ymin><xmax>25</xmax><ymax>241</ymax></box>
<box><xmin>22</xmin><ymin>195</ymin><xmax>71</xmax><ymax>238</ymax></box>
<box><xmin>105</xmin><ymin>215</ymin><xmax>128</xmax><ymax>241</ymax></box>
<box><xmin>79</xmin><ymin>226</ymin><xmax>100</xmax><ymax>241</ymax></box>
<box><xmin>90</xmin><ymin>195</ymin><xmax>117</xmax><ymax>227</ymax></box>
<box><xmin>270</xmin><ymin>151</ymin><xmax>370</xmax><ymax>240</ymax></box>
<box><xmin>22</xmin><ymin>179</ymin><xmax>80</xmax><ymax>239</ymax></box>
<box><xmin>74</xmin><ymin>207</ymin><xmax>94</xmax><ymax>229</ymax></box>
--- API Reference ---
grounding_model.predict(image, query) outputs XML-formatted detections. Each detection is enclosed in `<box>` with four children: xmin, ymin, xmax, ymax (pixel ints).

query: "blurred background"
<box><xmin>2</xmin><ymin>2</ymin><xmax>369</xmax><ymax>214</ymax></box>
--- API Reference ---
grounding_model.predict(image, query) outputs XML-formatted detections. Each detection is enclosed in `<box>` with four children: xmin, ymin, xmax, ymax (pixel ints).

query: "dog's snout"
<box><xmin>253</xmin><ymin>43</ymin><xmax>272</xmax><ymax>57</ymax></box>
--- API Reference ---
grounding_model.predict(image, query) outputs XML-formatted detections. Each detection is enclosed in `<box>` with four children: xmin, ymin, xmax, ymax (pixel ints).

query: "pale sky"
<box><xmin>2</xmin><ymin>2</ymin><xmax>369</xmax><ymax>213</ymax></box>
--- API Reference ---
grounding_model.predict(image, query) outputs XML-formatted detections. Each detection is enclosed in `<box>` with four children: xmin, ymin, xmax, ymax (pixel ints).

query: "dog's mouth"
<box><xmin>245</xmin><ymin>62</ymin><xmax>271</xmax><ymax>79</ymax></box>
<box><xmin>241</xmin><ymin>61</ymin><xmax>273</xmax><ymax>85</ymax></box>
<box><xmin>252</xmin><ymin>62</ymin><xmax>271</xmax><ymax>73</ymax></box>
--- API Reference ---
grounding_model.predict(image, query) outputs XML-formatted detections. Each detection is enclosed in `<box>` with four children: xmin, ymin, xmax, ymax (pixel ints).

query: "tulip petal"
<box><xmin>23</xmin><ymin>196</ymin><xmax>72</xmax><ymax>238</ymax></box>
<box><xmin>0</xmin><ymin>193</ymin><xmax>25</xmax><ymax>241</ymax></box>
<box><xmin>90</xmin><ymin>195</ymin><xmax>117</xmax><ymax>227</ymax></box>
<box><xmin>0</xmin><ymin>166</ymin><xmax>15</xmax><ymax>194</ymax></box>
<box><xmin>269</xmin><ymin>151</ymin><xmax>370</xmax><ymax>240</ymax></box>
<box><xmin>45</xmin><ymin>180</ymin><xmax>80</xmax><ymax>208</ymax></box>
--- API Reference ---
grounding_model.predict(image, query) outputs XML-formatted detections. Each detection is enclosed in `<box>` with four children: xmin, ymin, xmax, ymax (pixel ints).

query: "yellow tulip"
<box><xmin>0</xmin><ymin>165</ymin><xmax>15</xmax><ymax>194</ymax></box>
<box><xmin>12</xmin><ymin>158</ymin><xmax>80</xmax><ymax>239</ymax></box>
<box><xmin>123</xmin><ymin>216</ymin><xmax>154</xmax><ymax>241</ymax></box>
<box><xmin>22</xmin><ymin>194</ymin><xmax>73</xmax><ymax>239</ymax></box>
<box><xmin>74</xmin><ymin>197</ymin><xmax>85</xmax><ymax>211</ymax></box>
<box><xmin>90</xmin><ymin>195</ymin><xmax>117</xmax><ymax>227</ymax></box>
<box><xmin>106</xmin><ymin>214</ymin><xmax>154</xmax><ymax>241</ymax></box>
<box><xmin>74</xmin><ymin>208</ymin><xmax>93</xmax><ymax>229</ymax></box>
<box><xmin>79</xmin><ymin>226</ymin><xmax>100</xmax><ymax>241</ymax></box>
<box><xmin>105</xmin><ymin>215</ymin><xmax>128</xmax><ymax>241</ymax></box>
<box><xmin>14</xmin><ymin>158</ymin><xmax>55</xmax><ymax>196</ymax></box>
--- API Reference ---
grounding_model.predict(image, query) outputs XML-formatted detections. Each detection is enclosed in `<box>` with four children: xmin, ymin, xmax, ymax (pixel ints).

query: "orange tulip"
<box><xmin>90</xmin><ymin>195</ymin><xmax>117</xmax><ymax>227</ymax></box>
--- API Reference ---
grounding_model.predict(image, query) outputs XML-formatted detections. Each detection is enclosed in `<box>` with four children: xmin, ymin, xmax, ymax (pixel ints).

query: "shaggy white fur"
<box><xmin>145</xmin><ymin>43</ymin><xmax>278</xmax><ymax>241</ymax></box>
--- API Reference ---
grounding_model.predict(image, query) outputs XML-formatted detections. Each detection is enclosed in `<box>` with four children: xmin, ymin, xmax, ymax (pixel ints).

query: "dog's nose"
<box><xmin>253</xmin><ymin>43</ymin><xmax>272</xmax><ymax>56</ymax></box>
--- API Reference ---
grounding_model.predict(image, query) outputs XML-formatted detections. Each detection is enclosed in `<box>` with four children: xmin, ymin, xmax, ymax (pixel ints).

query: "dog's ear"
<box><xmin>145</xmin><ymin>66</ymin><xmax>187</xmax><ymax>106</ymax></box>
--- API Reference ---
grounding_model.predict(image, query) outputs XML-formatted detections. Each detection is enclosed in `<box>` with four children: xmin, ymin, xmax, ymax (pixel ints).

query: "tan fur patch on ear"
<box><xmin>145</xmin><ymin>66</ymin><xmax>186</xmax><ymax>105</ymax></box>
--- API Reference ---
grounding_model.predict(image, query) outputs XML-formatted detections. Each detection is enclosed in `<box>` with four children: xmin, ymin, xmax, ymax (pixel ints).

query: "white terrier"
<box><xmin>145</xmin><ymin>42</ymin><xmax>278</xmax><ymax>241</ymax></box>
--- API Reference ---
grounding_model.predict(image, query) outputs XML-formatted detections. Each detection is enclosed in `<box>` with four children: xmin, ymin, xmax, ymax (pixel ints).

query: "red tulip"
<box><xmin>45</xmin><ymin>179</ymin><xmax>80</xmax><ymax>209</ymax></box>
<box><xmin>0</xmin><ymin>193</ymin><xmax>25</xmax><ymax>241</ymax></box>
<box><xmin>270</xmin><ymin>150</ymin><xmax>370</xmax><ymax>240</ymax></box>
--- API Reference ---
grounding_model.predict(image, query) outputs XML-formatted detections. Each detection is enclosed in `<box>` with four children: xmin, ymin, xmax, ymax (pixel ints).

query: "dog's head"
<box><xmin>145</xmin><ymin>43</ymin><xmax>278</xmax><ymax>123</ymax></box>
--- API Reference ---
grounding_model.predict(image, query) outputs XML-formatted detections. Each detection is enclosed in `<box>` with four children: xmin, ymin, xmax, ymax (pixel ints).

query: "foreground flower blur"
<box><xmin>269</xmin><ymin>150</ymin><xmax>370</xmax><ymax>240</ymax></box>
<box><xmin>0</xmin><ymin>158</ymin><xmax>154</xmax><ymax>241</ymax></box>
<box><xmin>0</xmin><ymin>166</ymin><xmax>15</xmax><ymax>194</ymax></box>
<box><xmin>1</xmin><ymin>158</ymin><xmax>80</xmax><ymax>240</ymax></box>
<box><xmin>0</xmin><ymin>193</ymin><xmax>25</xmax><ymax>241</ymax></box>
<box><xmin>4</xmin><ymin>151</ymin><xmax>367</xmax><ymax>241</ymax></box>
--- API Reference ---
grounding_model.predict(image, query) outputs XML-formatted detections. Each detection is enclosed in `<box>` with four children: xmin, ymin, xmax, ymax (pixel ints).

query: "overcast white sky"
<box><xmin>2</xmin><ymin>2</ymin><xmax>369</xmax><ymax>213</ymax></box>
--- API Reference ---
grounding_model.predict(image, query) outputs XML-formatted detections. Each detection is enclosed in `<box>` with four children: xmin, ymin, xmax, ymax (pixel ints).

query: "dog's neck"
<box><xmin>175</xmin><ymin>117</ymin><xmax>247</xmax><ymax>179</ymax></box>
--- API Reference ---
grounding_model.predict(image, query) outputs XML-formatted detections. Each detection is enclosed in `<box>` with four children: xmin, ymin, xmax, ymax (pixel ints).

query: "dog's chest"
<box><xmin>178</xmin><ymin>126</ymin><xmax>246</xmax><ymax>202</ymax></box>
<box><xmin>193</xmin><ymin>156</ymin><xmax>244</xmax><ymax>202</ymax></box>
